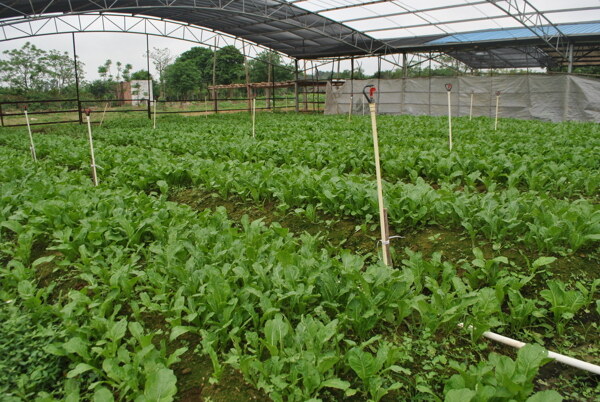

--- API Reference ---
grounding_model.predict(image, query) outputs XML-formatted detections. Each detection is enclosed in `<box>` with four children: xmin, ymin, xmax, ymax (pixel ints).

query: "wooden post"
<box><xmin>84</xmin><ymin>109</ymin><xmax>98</xmax><ymax>186</ymax></box>
<box><xmin>445</xmin><ymin>83</ymin><xmax>453</xmax><ymax>151</ymax></box>
<box><xmin>24</xmin><ymin>106</ymin><xmax>37</xmax><ymax>162</ymax></box>
<box><xmin>205</xmin><ymin>96</ymin><xmax>208</xmax><ymax>118</ymax></box>
<box><xmin>365</xmin><ymin>85</ymin><xmax>391</xmax><ymax>267</ymax></box>
<box><xmin>495</xmin><ymin>91</ymin><xmax>501</xmax><ymax>130</ymax></box>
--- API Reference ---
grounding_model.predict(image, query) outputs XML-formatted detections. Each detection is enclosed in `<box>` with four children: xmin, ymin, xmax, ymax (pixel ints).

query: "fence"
<box><xmin>325</xmin><ymin>75</ymin><xmax>600</xmax><ymax>122</ymax></box>
<box><xmin>0</xmin><ymin>81</ymin><xmax>328</xmax><ymax>127</ymax></box>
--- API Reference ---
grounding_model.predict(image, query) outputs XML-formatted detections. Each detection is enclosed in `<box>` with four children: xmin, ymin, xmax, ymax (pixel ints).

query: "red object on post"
<box><xmin>369</xmin><ymin>87</ymin><xmax>377</xmax><ymax>98</ymax></box>
<box><xmin>83</xmin><ymin>108</ymin><xmax>91</xmax><ymax>116</ymax></box>
<box><xmin>445</xmin><ymin>83</ymin><xmax>453</xmax><ymax>91</ymax></box>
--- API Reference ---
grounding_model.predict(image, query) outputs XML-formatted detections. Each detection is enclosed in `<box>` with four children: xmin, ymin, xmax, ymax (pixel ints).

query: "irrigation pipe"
<box><xmin>348</xmin><ymin>94</ymin><xmax>353</xmax><ymax>121</ymax></box>
<box><xmin>469</xmin><ymin>92</ymin><xmax>474</xmax><ymax>121</ymax></box>
<box><xmin>153</xmin><ymin>97</ymin><xmax>158</xmax><ymax>129</ymax></box>
<box><xmin>252</xmin><ymin>98</ymin><xmax>256</xmax><ymax>138</ymax></box>
<box><xmin>23</xmin><ymin>106</ymin><xmax>37</xmax><ymax>162</ymax></box>
<box><xmin>84</xmin><ymin>109</ymin><xmax>98</xmax><ymax>186</ymax></box>
<box><xmin>459</xmin><ymin>324</ymin><xmax>600</xmax><ymax>375</ymax></box>
<box><xmin>445</xmin><ymin>84</ymin><xmax>453</xmax><ymax>151</ymax></box>
<box><xmin>494</xmin><ymin>91</ymin><xmax>501</xmax><ymax>131</ymax></box>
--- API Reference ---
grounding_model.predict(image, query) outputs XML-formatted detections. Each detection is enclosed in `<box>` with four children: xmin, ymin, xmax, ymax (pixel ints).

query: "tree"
<box><xmin>215</xmin><ymin>45</ymin><xmax>244</xmax><ymax>84</ymax></box>
<box><xmin>178</xmin><ymin>46</ymin><xmax>214</xmax><ymax>82</ymax></box>
<box><xmin>0</xmin><ymin>42</ymin><xmax>84</xmax><ymax>93</ymax></box>
<box><xmin>163</xmin><ymin>59</ymin><xmax>203</xmax><ymax>98</ymax></box>
<box><xmin>115</xmin><ymin>61</ymin><xmax>133</xmax><ymax>81</ymax></box>
<box><xmin>130</xmin><ymin>70</ymin><xmax>152</xmax><ymax>80</ymax></box>
<box><xmin>42</xmin><ymin>50</ymin><xmax>85</xmax><ymax>92</ymax></box>
<box><xmin>0</xmin><ymin>42</ymin><xmax>47</xmax><ymax>91</ymax></box>
<box><xmin>144</xmin><ymin>47</ymin><xmax>173</xmax><ymax>96</ymax></box>
<box><xmin>98</xmin><ymin>59</ymin><xmax>113</xmax><ymax>80</ymax></box>
<box><xmin>248</xmin><ymin>51</ymin><xmax>293</xmax><ymax>83</ymax></box>
<box><xmin>87</xmin><ymin>79</ymin><xmax>115</xmax><ymax>99</ymax></box>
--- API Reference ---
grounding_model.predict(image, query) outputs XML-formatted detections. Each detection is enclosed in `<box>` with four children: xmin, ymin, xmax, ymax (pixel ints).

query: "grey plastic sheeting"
<box><xmin>325</xmin><ymin>75</ymin><xmax>600</xmax><ymax>122</ymax></box>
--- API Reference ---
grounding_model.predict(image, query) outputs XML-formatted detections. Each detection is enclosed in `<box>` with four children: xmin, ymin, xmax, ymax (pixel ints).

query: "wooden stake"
<box><xmin>469</xmin><ymin>92</ymin><xmax>474</xmax><ymax>121</ymax></box>
<box><xmin>252</xmin><ymin>97</ymin><xmax>256</xmax><ymax>138</ymax></box>
<box><xmin>205</xmin><ymin>96</ymin><xmax>208</xmax><ymax>118</ymax></box>
<box><xmin>99</xmin><ymin>102</ymin><xmax>109</xmax><ymax>127</ymax></box>
<box><xmin>368</xmin><ymin>102</ymin><xmax>391</xmax><ymax>267</ymax></box>
<box><xmin>84</xmin><ymin>110</ymin><xmax>98</xmax><ymax>186</ymax></box>
<box><xmin>24</xmin><ymin>108</ymin><xmax>37</xmax><ymax>162</ymax></box>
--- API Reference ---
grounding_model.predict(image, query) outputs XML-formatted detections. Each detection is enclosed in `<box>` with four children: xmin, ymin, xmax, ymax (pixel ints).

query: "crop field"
<box><xmin>0</xmin><ymin>112</ymin><xmax>598</xmax><ymax>401</ymax></box>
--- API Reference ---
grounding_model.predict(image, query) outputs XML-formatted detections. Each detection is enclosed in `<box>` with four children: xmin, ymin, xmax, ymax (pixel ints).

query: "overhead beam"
<box><xmin>486</xmin><ymin>0</ymin><xmax>570</xmax><ymax>59</ymax></box>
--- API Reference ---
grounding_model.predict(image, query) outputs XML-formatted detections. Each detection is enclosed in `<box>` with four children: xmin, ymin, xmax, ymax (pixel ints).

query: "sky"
<box><xmin>0</xmin><ymin>0</ymin><xmax>596</xmax><ymax>81</ymax></box>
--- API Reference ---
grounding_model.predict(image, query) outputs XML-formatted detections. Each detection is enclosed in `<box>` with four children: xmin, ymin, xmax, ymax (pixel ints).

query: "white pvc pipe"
<box><xmin>447</xmin><ymin>91</ymin><xmax>453</xmax><ymax>151</ymax></box>
<box><xmin>469</xmin><ymin>93</ymin><xmax>474</xmax><ymax>121</ymax></box>
<box><xmin>348</xmin><ymin>95</ymin><xmax>353</xmax><ymax>120</ymax></box>
<box><xmin>86</xmin><ymin>114</ymin><xmax>98</xmax><ymax>186</ymax></box>
<box><xmin>459</xmin><ymin>324</ymin><xmax>600</xmax><ymax>375</ymax></box>
<box><xmin>153</xmin><ymin>99</ymin><xmax>157</xmax><ymax>129</ymax></box>
<box><xmin>495</xmin><ymin>95</ymin><xmax>500</xmax><ymax>130</ymax></box>
<box><xmin>252</xmin><ymin>98</ymin><xmax>256</xmax><ymax>138</ymax></box>
<box><xmin>24</xmin><ymin>109</ymin><xmax>37</xmax><ymax>162</ymax></box>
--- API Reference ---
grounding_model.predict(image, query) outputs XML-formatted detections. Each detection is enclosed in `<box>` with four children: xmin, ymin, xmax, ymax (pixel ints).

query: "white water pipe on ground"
<box><xmin>459</xmin><ymin>324</ymin><xmax>600</xmax><ymax>375</ymax></box>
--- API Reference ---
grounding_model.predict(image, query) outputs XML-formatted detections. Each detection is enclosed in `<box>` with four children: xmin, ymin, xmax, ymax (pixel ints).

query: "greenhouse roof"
<box><xmin>0</xmin><ymin>0</ymin><xmax>599</xmax><ymax>67</ymax></box>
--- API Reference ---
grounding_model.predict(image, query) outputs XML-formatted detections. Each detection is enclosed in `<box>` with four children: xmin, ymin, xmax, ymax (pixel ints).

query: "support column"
<box><xmin>72</xmin><ymin>33</ymin><xmax>82</xmax><ymax>124</ymax></box>
<box><xmin>212</xmin><ymin>37</ymin><xmax>217</xmax><ymax>113</ymax></box>
<box><xmin>242</xmin><ymin>40</ymin><xmax>252</xmax><ymax>112</ymax></box>
<box><xmin>146</xmin><ymin>34</ymin><xmax>151</xmax><ymax>119</ymax></box>
<box><xmin>271</xmin><ymin>62</ymin><xmax>275</xmax><ymax>111</ymax></box>
<box><xmin>350</xmin><ymin>57</ymin><xmax>354</xmax><ymax>115</ymax></box>
<box><xmin>402</xmin><ymin>53</ymin><xmax>408</xmax><ymax>77</ymax></box>
<box><xmin>294</xmin><ymin>59</ymin><xmax>299</xmax><ymax>113</ymax></box>
<box><xmin>266</xmin><ymin>53</ymin><xmax>272</xmax><ymax>110</ymax></box>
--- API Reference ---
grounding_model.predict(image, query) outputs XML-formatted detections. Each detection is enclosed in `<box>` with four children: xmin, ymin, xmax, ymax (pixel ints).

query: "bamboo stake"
<box><xmin>469</xmin><ymin>92</ymin><xmax>474</xmax><ymax>121</ymax></box>
<box><xmin>445</xmin><ymin>83</ymin><xmax>453</xmax><ymax>151</ymax></box>
<box><xmin>364</xmin><ymin>85</ymin><xmax>391</xmax><ymax>267</ymax></box>
<box><xmin>252</xmin><ymin>97</ymin><xmax>256</xmax><ymax>138</ymax></box>
<box><xmin>495</xmin><ymin>91</ymin><xmax>501</xmax><ymax>130</ymax></box>
<box><xmin>205</xmin><ymin>96</ymin><xmax>208</xmax><ymax>118</ymax></box>
<box><xmin>84</xmin><ymin>109</ymin><xmax>98</xmax><ymax>186</ymax></box>
<box><xmin>23</xmin><ymin>107</ymin><xmax>37</xmax><ymax>162</ymax></box>
<box><xmin>99</xmin><ymin>102</ymin><xmax>109</xmax><ymax>127</ymax></box>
